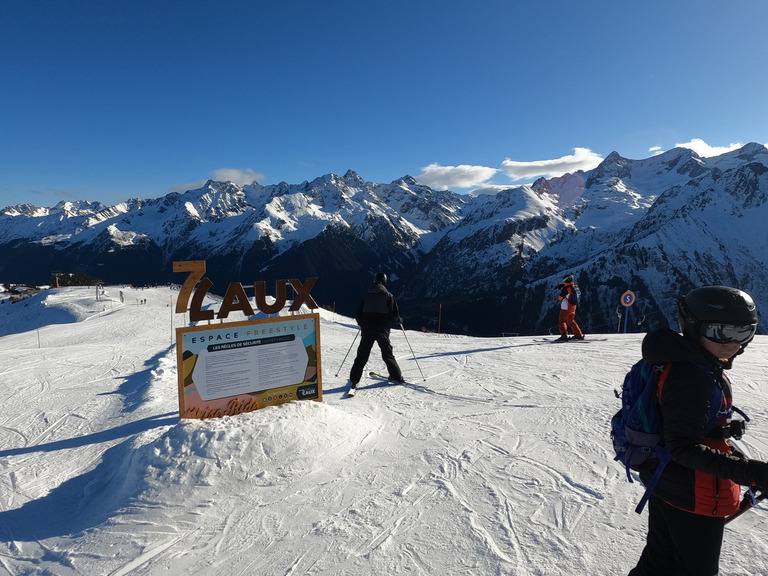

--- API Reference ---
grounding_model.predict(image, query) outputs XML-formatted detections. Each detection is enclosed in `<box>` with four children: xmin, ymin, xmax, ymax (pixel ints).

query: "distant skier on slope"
<box><xmin>348</xmin><ymin>272</ymin><xmax>404</xmax><ymax>391</ymax></box>
<box><xmin>555</xmin><ymin>273</ymin><xmax>584</xmax><ymax>341</ymax></box>
<box><xmin>626</xmin><ymin>285</ymin><xmax>768</xmax><ymax>576</ymax></box>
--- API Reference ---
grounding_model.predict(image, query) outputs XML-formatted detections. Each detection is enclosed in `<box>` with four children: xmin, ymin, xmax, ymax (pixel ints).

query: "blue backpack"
<box><xmin>570</xmin><ymin>284</ymin><xmax>581</xmax><ymax>304</ymax></box>
<box><xmin>610</xmin><ymin>360</ymin><xmax>725</xmax><ymax>513</ymax></box>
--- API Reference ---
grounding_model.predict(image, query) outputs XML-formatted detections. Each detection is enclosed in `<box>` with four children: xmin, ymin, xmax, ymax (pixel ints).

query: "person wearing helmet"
<box><xmin>556</xmin><ymin>274</ymin><xmax>584</xmax><ymax>341</ymax></box>
<box><xmin>348</xmin><ymin>272</ymin><xmax>404</xmax><ymax>388</ymax></box>
<box><xmin>628</xmin><ymin>285</ymin><xmax>767</xmax><ymax>576</ymax></box>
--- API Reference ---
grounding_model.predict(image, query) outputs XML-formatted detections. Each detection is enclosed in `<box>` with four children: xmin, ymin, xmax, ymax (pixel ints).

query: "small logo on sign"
<box><xmin>297</xmin><ymin>384</ymin><xmax>319</xmax><ymax>399</ymax></box>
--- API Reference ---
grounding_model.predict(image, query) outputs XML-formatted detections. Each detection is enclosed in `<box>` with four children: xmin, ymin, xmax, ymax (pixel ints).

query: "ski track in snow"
<box><xmin>0</xmin><ymin>286</ymin><xmax>767</xmax><ymax>575</ymax></box>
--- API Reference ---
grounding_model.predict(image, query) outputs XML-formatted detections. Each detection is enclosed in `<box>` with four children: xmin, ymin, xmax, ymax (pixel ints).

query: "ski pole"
<box><xmin>335</xmin><ymin>328</ymin><xmax>360</xmax><ymax>377</ymax></box>
<box><xmin>400</xmin><ymin>322</ymin><xmax>426</xmax><ymax>381</ymax></box>
<box><xmin>725</xmin><ymin>489</ymin><xmax>766</xmax><ymax>525</ymax></box>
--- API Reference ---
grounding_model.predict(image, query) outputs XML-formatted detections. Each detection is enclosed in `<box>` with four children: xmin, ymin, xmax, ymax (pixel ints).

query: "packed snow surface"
<box><xmin>1</xmin><ymin>286</ymin><xmax>767</xmax><ymax>575</ymax></box>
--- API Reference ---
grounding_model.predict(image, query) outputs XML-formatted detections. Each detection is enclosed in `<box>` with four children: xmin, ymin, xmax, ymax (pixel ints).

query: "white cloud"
<box><xmin>172</xmin><ymin>168</ymin><xmax>266</xmax><ymax>194</ymax></box>
<box><xmin>213</xmin><ymin>168</ymin><xmax>265</xmax><ymax>186</ymax></box>
<box><xmin>416</xmin><ymin>163</ymin><xmax>498</xmax><ymax>190</ymax></box>
<box><xmin>500</xmin><ymin>148</ymin><xmax>603</xmax><ymax>181</ymax></box>
<box><xmin>674</xmin><ymin>138</ymin><xmax>743</xmax><ymax>158</ymax></box>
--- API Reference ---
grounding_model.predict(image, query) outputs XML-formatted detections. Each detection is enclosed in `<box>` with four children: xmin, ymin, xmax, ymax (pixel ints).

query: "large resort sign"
<box><xmin>173</xmin><ymin>260</ymin><xmax>322</xmax><ymax>419</ymax></box>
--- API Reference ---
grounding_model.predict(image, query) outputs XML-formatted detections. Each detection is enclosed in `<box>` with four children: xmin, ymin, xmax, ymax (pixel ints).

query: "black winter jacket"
<box><xmin>638</xmin><ymin>328</ymin><xmax>754</xmax><ymax>516</ymax></box>
<box><xmin>355</xmin><ymin>283</ymin><xmax>400</xmax><ymax>331</ymax></box>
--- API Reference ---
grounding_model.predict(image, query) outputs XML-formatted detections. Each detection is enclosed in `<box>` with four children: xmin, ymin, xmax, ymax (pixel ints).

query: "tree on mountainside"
<box><xmin>50</xmin><ymin>272</ymin><xmax>105</xmax><ymax>287</ymax></box>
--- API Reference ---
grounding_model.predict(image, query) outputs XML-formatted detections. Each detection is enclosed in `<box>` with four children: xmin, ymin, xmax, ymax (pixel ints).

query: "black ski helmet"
<box><xmin>678</xmin><ymin>285</ymin><xmax>758</xmax><ymax>345</ymax></box>
<box><xmin>374</xmin><ymin>272</ymin><xmax>387</xmax><ymax>286</ymax></box>
<box><xmin>563</xmin><ymin>274</ymin><xmax>574</xmax><ymax>283</ymax></box>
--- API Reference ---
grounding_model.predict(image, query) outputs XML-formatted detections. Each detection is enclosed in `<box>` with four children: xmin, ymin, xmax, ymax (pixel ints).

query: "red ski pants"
<box><xmin>558</xmin><ymin>306</ymin><xmax>583</xmax><ymax>338</ymax></box>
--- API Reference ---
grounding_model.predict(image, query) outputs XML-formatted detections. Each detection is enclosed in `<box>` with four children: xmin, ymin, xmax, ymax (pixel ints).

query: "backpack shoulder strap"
<box><xmin>633</xmin><ymin>363</ymin><xmax>672</xmax><ymax>514</ymax></box>
<box><xmin>655</xmin><ymin>364</ymin><xmax>672</xmax><ymax>401</ymax></box>
<box><xmin>635</xmin><ymin>449</ymin><xmax>671</xmax><ymax>514</ymax></box>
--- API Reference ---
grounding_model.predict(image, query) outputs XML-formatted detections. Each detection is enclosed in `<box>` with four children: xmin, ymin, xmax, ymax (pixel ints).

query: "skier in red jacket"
<box><xmin>628</xmin><ymin>285</ymin><xmax>768</xmax><ymax>575</ymax></box>
<box><xmin>556</xmin><ymin>274</ymin><xmax>584</xmax><ymax>341</ymax></box>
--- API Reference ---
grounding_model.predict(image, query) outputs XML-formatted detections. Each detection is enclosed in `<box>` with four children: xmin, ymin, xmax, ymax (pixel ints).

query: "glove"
<box><xmin>398</xmin><ymin>316</ymin><xmax>403</xmax><ymax>324</ymax></box>
<box><xmin>747</xmin><ymin>460</ymin><xmax>768</xmax><ymax>490</ymax></box>
<box><xmin>731</xmin><ymin>445</ymin><xmax>747</xmax><ymax>460</ymax></box>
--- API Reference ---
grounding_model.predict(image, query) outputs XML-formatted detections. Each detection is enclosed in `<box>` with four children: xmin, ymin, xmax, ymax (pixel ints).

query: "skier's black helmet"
<box><xmin>374</xmin><ymin>272</ymin><xmax>387</xmax><ymax>286</ymax></box>
<box><xmin>678</xmin><ymin>286</ymin><xmax>758</xmax><ymax>346</ymax></box>
<box><xmin>563</xmin><ymin>274</ymin><xmax>574</xmax><ymax>283</ymax></box>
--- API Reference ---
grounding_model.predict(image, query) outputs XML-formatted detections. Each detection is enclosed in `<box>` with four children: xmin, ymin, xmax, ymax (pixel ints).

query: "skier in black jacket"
<box><xmin>348</xmin><ymin>272</ymin><xmax>404</xmax><ymax>389</ymax></box>
<box><xmin>628</xmin><ymin>285</ymin><xmax>768</xmax><ymax>575</ymax></box>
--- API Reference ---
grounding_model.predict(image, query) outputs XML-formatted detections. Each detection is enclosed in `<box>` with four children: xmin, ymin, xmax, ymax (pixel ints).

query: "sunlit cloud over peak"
<box><xmin>213</xmin><ymin>168</ymin><xmax>265</xmax><ymax>186</ymax></box>
<box><xmin>675</xmin><ymin>138</ymin><xmax>743</xmax><ymax>158</ymax></box>
<box><xmin>501</xmin><ymin>148</ymin><xmax>604</xmax><ymax>181</ymax></box>
<box><xmin>416</xmin><ymin>163</ymin><xmax>498</xmax><ymax>190</ymax></box>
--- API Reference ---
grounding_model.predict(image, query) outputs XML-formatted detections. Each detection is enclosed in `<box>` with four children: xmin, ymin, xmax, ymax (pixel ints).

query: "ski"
<box><xmin>342</xmin><ymin>380</ymin><xmax>357</xmax><ymax>398</ymax></box>
<box><xmin>368</xmin><ymin>371</ymin><xmax>435</xmax><ymax>395</ymax></box>
<box><xmin>369</xmin><ymin>371</ymin><xmax>406</xmax><ymax>384</ymax></box>
<box><xmin>343</xmin><ymin>373</ymin><xmax>404</xmax><ymax>399</ymax></box>
<box><xmin>534</xmin><ymin>337</ymin><xmax>605</xmax><ymax>343</ymax></box>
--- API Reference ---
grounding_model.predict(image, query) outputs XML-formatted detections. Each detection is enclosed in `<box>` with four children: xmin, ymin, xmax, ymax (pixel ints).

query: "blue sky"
<box><xmin>1</xmin><ymin>0</ymin><xmax>767</xmax><ymax>209</ymax></box>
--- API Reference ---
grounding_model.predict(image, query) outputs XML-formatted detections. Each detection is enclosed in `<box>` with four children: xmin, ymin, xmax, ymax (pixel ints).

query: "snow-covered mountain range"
<box><xmin>2</xmin><ymin>142</ymin><xmax>767</xmax><ymax>336</ymax></box>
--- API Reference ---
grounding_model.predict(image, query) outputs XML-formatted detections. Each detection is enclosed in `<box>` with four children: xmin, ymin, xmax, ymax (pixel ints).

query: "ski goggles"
<box><xmin>701</xmin><ymin>323</ymin><xmax>757</xmax><ymax>345</ymax></box>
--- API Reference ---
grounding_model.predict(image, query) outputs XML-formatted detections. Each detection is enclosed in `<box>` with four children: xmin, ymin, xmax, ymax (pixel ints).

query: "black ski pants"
<box><xmin>349</xmin><ymin>326</ymin><xmax>402</xmax><ymax>384</ymax></box>
<box><xmin>628</xmin><ymin>496</ymin><xmax>724</xmax><ymax>576</ymax></box>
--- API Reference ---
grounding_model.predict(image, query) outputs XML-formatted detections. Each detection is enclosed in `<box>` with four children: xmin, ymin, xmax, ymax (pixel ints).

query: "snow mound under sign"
<box><xmin>123</xmin><ymin>400</ymin><xmax>373</xmax><ymax>499</ymax></box>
